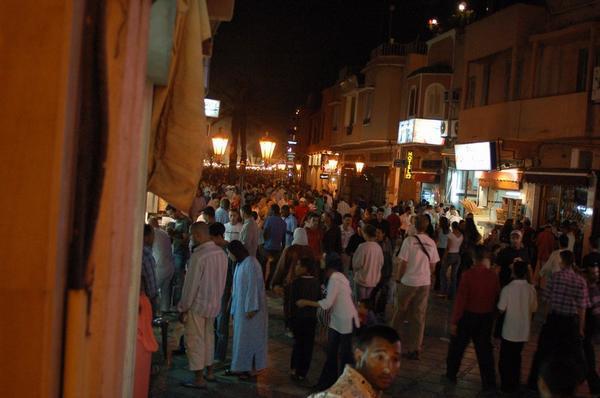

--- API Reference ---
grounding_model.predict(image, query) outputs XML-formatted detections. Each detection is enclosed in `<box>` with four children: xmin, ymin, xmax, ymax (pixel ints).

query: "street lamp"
<box><xmin>326</xmin><ymin>158</ymin><xmax>339</xmax><ymax>173</ymax></box>
<box><xmin>355</xmin><ymin>156</ymin><xmax>365</xmax><ymax>174</ymax></box>
<box><xmin>211</xmin><ymin>127</ymin><xmax>229</xmax><ymax>161</ymax></box>
<box><xmin>259</xmin><ymin>132</ymin><xmax>276</xmax><ymax>166</ymax></box>
<box><xmin>458</xmin><ymin>1</ymin><xmax>467</xmax><ymax>12</ymax></box>
<box><xmin>295</xmin><ymin>163</ymin><xmax>302</xmax><ymax>172</ymax></box>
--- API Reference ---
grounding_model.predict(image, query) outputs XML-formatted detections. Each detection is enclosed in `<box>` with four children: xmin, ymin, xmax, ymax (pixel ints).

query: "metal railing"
<box><xmin>370</xmin><ymin>41</ymin><xmax>427</xmax><ymax>59</ymax></box>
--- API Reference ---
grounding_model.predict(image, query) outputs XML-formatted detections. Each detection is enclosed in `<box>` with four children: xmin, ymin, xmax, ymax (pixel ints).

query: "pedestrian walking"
<box><xmin>352</xmin><ymin>224</ymin><xmax>384</xmax><ymax>301</ymax></box>
<box><xmin>497</xmin><ymin>260</ymin><xmax>537</xmax><ymax>393</ymax></box>
<box><xmin>445</xmin><ymin>245</ymin><xmax>499</xmax><ymax>390</ymax></box>
<box><xmin>391</xmin><ymin>215</ymin><xmax>439</xmax><ymax>360</ymax></box>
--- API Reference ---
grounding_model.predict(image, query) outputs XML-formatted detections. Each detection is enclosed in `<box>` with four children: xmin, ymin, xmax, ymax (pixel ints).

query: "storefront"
<box><xmin>476</xmin><ymin>169</ymin><xmax>524</xmax><ymax>224</ymax></box>
<box><xmin>523</xmin><ymin>169</ymin><xmax>598</xmax><ymax>252</ymax></box>
<box><xmin>306</xmin><ymin>151</ymin><xmax>341</xmax><ymax>193</ymax></box>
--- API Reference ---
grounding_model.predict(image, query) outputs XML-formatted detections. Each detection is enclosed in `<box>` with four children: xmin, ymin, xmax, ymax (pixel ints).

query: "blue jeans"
<box><xmin>316</xmin><ymin>328</ymin><xmax>354</xmax><ymax>390</ymax></box>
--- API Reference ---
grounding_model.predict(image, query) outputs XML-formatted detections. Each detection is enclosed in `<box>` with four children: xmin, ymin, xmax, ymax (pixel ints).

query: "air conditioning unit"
<box><xmin>593</xmin><ymin>67</ymin><xmax>600</xmax><ymax>102</ymax></box>
<box><xmin>441</xmin><ymin>120</ymin><xmax>458</xmax><ymax>138</ymax></box>
<box><xmin>444</xmin><ymin>89</ymin><xmax>460</xmax><ymax>103</ymax></box>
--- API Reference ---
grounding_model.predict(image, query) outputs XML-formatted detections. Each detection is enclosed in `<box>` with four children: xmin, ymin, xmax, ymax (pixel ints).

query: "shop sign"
<box><xmin>204</xmin><ymin>98</ymin><xmax>220</xmax><ymax>118</ymax></box>
<box><xmin>455</xmin><ymin>141</ymin><xmax>498</xmax><ymax>171</ymax></box>
<box><xmin>398</xmin><ymin>118</ymin><xmax>445</xmax><ymax>145</ymax></box>
<box><xmin>404</xmin><ymin>151</ymin><xmax>414</xmax><ymax>180</ymax></box>
<box><xmin>319</xmin><ymin>173</ymin><xmax>329</xmax><ymax>180</ymax></box>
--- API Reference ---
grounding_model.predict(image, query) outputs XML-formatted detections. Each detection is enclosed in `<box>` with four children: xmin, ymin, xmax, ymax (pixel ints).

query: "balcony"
<box><xmin>459</xmin><ymin>92</ymin><xmax>588</xmax><ymax>142</ymax></box>
<box><xmin>370</xmin><ymin>41</ymin><xmax>427</xmax><ymax>59</ymax></box>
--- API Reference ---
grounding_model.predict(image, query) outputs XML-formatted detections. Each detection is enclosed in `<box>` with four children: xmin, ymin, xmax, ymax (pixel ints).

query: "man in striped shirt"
<box><xmin>528</xmin><ymin>250</ymin><xmax>589</xmax><ymax>390</ymax></box>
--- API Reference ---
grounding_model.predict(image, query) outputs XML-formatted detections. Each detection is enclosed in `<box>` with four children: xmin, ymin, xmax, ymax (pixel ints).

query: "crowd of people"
<box><xmin>136</xmin><ymin>169</ymin><xmax>600</xmax><ymax>398</ymax></box>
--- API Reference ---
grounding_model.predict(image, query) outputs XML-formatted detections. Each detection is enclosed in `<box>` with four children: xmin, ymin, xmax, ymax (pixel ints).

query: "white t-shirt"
<box><xmin>398</xmin><ymin>233</ymin><xmax>440</xmax><ymax>287</ymax></box>
<box><xmin>497</xmin><ymin>279</ymin><xmax>538</xmax><ymax>342</ymax></box>
<box><xmin>446</xmin><ymin>232</ymin><xmax>464</xmax><ymax>254</ymax></box>
<box><xmin>224</xmin><ymin>222</ymin><xmax>243</xmax><ymax>242</ymax></box>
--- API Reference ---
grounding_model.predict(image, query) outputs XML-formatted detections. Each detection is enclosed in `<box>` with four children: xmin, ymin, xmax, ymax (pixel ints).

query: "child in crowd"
<box><xmin>289</xmin><ymin>257</ymin><xmax>321</xmax><ymax>382</ymax></box>
<box><xmin>357</xmin><ymin>298</ymin><xmax>377</xmax><ymax>332</ymax></box>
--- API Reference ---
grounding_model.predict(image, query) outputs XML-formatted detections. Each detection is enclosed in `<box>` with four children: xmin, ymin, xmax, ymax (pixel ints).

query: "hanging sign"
<box><xmin>404</xmin><ymin>151</ymin><xmax>414</xmax><ymax>180</ymax></box>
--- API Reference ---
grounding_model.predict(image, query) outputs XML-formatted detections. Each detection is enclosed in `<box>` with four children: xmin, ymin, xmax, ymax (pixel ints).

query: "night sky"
<box><xmin>208</xmin><ymin>0</ymin><xmax>534</xmax><ymax>149</ymax></box>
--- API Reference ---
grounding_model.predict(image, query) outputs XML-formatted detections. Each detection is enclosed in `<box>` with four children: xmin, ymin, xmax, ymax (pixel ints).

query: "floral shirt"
<box><xmin>308</xmin><ymin>365</ymin><xmax>381</xmax><ymax>398</ymax></box>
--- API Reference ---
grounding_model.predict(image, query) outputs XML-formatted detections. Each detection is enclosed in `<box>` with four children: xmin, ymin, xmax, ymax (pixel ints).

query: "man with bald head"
<box><xmin>178</xmin><ymin>222</ymin><xmax>228</xmax><ymax>389</ymax></box>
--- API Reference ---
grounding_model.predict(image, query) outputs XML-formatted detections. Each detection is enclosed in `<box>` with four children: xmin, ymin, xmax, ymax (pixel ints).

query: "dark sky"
<box><xmin>208</xmin><ymin>0</ymin><xmax>530</xmax><ymax>147</ymax></box>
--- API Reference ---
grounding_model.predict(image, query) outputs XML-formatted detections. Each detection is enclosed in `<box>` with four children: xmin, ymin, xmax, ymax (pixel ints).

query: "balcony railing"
<box><xmin>370</xmin><ymin>41</ymin><xmax>427</xmax><ymax>59</ymax></box>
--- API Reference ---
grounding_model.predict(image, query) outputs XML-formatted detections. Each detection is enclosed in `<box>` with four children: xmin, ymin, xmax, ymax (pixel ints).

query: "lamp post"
<box><xmin>211</xmin><ymin>127</ymin><xmax>229</xmax><ymax>165</ymax></box>
<box><xmin>259</xmin><ymin>132</ymin><xmax>276</xmax><ymax>167</ymax></box>
<box><xmin>355</xmin><ymin>156</ymin><xmax>365</xmax><ymax>174</ymax></box>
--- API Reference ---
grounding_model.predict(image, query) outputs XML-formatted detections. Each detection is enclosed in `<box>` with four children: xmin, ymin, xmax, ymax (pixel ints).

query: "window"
<box><xmin>345</xmin><ymin>95</ymin><xmax>357</xmax><ymax>127</ymax></box>
<box><xmin>576</xmin><ymin>47</ymin><xmax>588</xmax><ymax>92</ymax></box>
<box><xmin>481</xmin><ymin>64</ymin><xmax>491</xmax><ymax>105</ymax></box>
<box><xmin>504</xmin><ymin>59</ymin><xmax>512</xmax><ymax>101</ymax></box>
<box><xmin>408</xmin><ymin>86</ymin><xmax>418</xmax><ymax>117</ymax></box>
<box><xmin>423</xmin><ymin>84</ymin><xmax>445</xmax><ymax>119</ymax></box>
<box><xmin>363</xmin><ymin>91</ymin><xmax>373</xmax><ymax>124</ymax></box>
<box><xmin>332</xmin><ymin>105</ymin><xmax>339</xmax><ymax>131</ymax></box>
<box><xmin>466</xmin><ymin>76</ymin><xmax>476</xmax><ymax>108</ymax></box>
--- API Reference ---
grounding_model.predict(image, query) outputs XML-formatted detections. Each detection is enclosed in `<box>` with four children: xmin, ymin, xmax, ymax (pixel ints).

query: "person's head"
<box><xmin>510</xmin><ymin>230</ymin><xmax>523</xmax><ymax>248</ymax></box>
<box><xmin>148</xmin><ymin>216</ymin><xmax>160</xmax><ymax>229</ymax></box>
<box><xmin>281</xmin><ymin>205</ymin><xmax>291</xmax><ymax>218</ymax></box>
<box><xmin>363</xmin><ymin>208</ymin><xmax>373</xmax><ymax>221</ymax></box>
<box><xmin>323</xmin><ymin>211</ymin><xmax>334</xmax><ymax>228</ymax></box>
<box><xmin>343</xmin><ymin>213</ymin><xmax>353</xmax><ymax>228</ymax></box>
<box><xmin>251</xmin><ymin>211</ymin><xmax>259</xmax><ymax>220</ymax></box>
<box><xmin>241</xmin><ymin>204</ymin><xmax>253</xmax><ymax>220</ymax></box>
<box><xmin>191</xmin><ymin>222</ymin><xmax>211</xmax><ymax>246</ymax></box>
<box><xmin>474</xmin><ymin>245</ymin><xmax>492</xmax><ymax>268</ymax></box>
<box><xmin>324</xmin><ymin>255</ymin><xmax>343</xmax><ymax>278</ymax></box>
<box><xmin>415</xmin><ymin>214</ymin><xmax>430</xmax><ymax>234</ymax></box>
<box><xmin>513</xmin><ymin>260</ymin><xmax>528</xmax><ymax>280</ymax></box>
<box><xmin>558</xmin><ymin>234</ymin><xmax>569</xmax><ymax>249</ymax></box>
<box><xmin>362</xmin><ymin>224</ymin><xmax>377</xmax><ymax>241</ymax></box>
<box><xmin>404</xmin><ymin>207</ymin><xmax>411</xmax><ymax>215</ymax></box>
<box><xmin>439</xmin><ymin>216</ymin><xmax>450</xmax><ymax>233</ymax></box>
<box><xmin>451</xmin><ymin>221</ymin><xmax>460</xmax><ymax>233</ymax></box>
<box><xmin>143</xmin><ymin>224</ymin><xmax>154</xmax><ymax>246</ymax></box>
<box><xmin>227</xmin><ymin>240</ymin><xmax>249</xmax><ymax>263</ymax></box>
<box><xmin>376</xmin><ymin>227</ymin><xmax>386</xmax><ymax>242</ymax></box>
<box><xmin>220</xmin><ymin>198</ymin><xmax>230</xmax><ymax>211</ymax></box>
<box><xmin>201</xmin><ymin>206</ymin><xmax>216</xmax><ymax>223</ymax></box>
<box><xmin>354</xmin><ymin>325</ymin><xmax>402</xmax><ymax>391</ymax></box>
<box><xmin>299</xmin><ymin>197</ymin><xmax>307</xmax><ymax>207</ymax></box>
<box><xmin>294</xmin><ymin>256</ymin><xmax>316</xmax><ymax>277</ymax></box>
<box><xmin>538</xmin><ymin>357</ymin><xmax>582</xmax><ymax>398</ymax></box>
<box><xmin>292</xmin><ymin>227</ymin><xmax>309</xmax><ymax>246</ymax></box>
<box><xmin>376</xmin><ymin>208</ymin><xmax>384</xmax><ymax>221</ymax></box>
<box><xmin>524</xmin><ymin>218</ymin><xmax>532</xmax><ymax>228</ymax></box>
<box><xmin>229</xmin><ymin>210</ymin><xmax>241</xmax><ymax>224</ymax></box>
<box><xmin>269</xmin><ymin>204</ymin><xmax>280</xmax><ymax>216</ymax></box>
<box><xmin>209</xmin><ymin>222</ymin><xmax>227</xmax><ymax>247</ymax></box>
<box><xmin>166</xmin><ymin>204</ymin><xmax>182</xmax><ymax>219</ymax></box>
<box><xmin>559</xmin><ymin>250</ymin><xmax>574</xmax><ymax>269</ymax></box>
<box><xmin>305</xmin><ymin>213</ymin><xmax>320</xmax><ymax>229</ymax></box>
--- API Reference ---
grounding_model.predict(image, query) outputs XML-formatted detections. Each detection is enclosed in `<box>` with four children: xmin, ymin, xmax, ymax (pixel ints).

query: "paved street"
<box><xmin>150</xmin><ymin>293</ymin><xmax>598</xmax><ymax>398</ymax></box>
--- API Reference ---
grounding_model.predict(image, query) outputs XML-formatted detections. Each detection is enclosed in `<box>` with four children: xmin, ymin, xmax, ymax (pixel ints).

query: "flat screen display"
<box><xmin>455</xmin><ymin>141</ymin><xmax>498</xmax><ymax>171</ymax></box>
<box><xmin>398</xmin><ymin>118</ymin><xmax>445</xmax><ymax>145</ymax></box>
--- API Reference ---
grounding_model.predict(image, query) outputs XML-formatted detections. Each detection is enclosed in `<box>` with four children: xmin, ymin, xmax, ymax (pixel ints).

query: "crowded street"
<box><xmin>5</xmin><ymin>1</ymin><xmax>600</xmax><ymax>398</ymax></box>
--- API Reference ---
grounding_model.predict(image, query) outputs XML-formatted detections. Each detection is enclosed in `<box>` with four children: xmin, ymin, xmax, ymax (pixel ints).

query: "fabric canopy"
<box><xmin>147</xmin><ymin>0</ymin><xmax>211</xmax><ymax>213</ymax></box>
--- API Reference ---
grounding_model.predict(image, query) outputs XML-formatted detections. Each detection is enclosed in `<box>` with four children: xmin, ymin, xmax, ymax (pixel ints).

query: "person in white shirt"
<box><xmin>224</xmin><ymin>209</ymin><xmax>243</xmax><ymax>242</ymax></box>
<box><xmin>539</xmin><ymin>234</ymin><xmax>570</xmax><ymax>285</ymax></box>
<box><xmin>448</xmin><ymin>209</ymin><xmax>462</xmax><ymax>226</ymax></box>
<box><xmin>178</xmin><ymin>222</ymin><xmax>228</xmax><ymax>389</ymax></box>
<box><xmin>240</xmin><ymin>204</ymin><xmax>259</xmax><ymax>257</ymax></box>
<box><xmin>337</xmin><ymin>197</ymin><xmax>351</xmax><ymax>219</ymax></box>
<box><xmin>352</xmin><ymin>225</ymin><xmax>384</xmax><ymax>300</ymax></box>
<box><xmin>441</xmin><ymin>221</ymin><xmax>464</xmax><ymax>299</ymax></box>
<box><xmin>391</xmin><ymin>215</ymin><xmax>440</xmax><ymax>360</ymax></box>
<box><xmin>215</xmin><ymin>198</ymin><xmax>230</xmax><ymax>225</ymax></box>
<box><xmin>149</xmin><ymin>217</ymin><xmax>175</xmax><ymax>312</ymax></box>
<box><xmin>340</xmin><ymin>214</ymin><xmax>355</xmax><ymax>274</ymax></box>
<box><xmin>497</xmin><ymin>261</ymin><xmax>538</xmax><ymax>393</ymax></box>
<box><xmin>297</xmin><ymin>257</ymin><xmax>360</xmax><ymax>390</ymax></box>
<box><xmin>399</xmin><ymin>207</ymin><xmax>412</xmax><ymax>238</ymax></box>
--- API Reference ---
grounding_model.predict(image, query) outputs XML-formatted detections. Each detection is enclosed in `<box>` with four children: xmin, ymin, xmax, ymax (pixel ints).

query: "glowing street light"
<box><xmin>355</xmin><ymin>156</ymin><xmax>365</xmax><ymax>174</ymax></box>
<box><xmin>211</xmin><ymin>127</ymin><xmax>229</xmax><ymax>161</ymax></box>
<box><xmin>295</xmin><ymin>163</ymin><xmax>302</xmax><ymax>172</ymax></box>
<box><xmin>259</xmin><ymin>132</ymin><xmax>276</xmax><ymax>165</ymax></box>
<box><xmin>458</xmin><ymin>1</ymin><xmax>467</xmax><ymax>12</ymax></box>
<box><xmin>326</xmin><ymin>158</ymin><xmax>339</xmax><ymax>173</ymax></box>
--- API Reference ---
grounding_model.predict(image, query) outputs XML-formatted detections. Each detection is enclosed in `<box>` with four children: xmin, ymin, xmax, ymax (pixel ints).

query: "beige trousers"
<box><xmin>184</xmin><ymin>312</ymin><xmax>215</xmax><ymax>371</ymax></box>
<box><xmin>391</xmin><ymin>283</ymin><xmax>430</xmax><ymax>353</ymax></box>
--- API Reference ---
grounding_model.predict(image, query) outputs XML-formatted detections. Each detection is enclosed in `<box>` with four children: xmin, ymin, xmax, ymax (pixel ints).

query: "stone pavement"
<box><xmin>150</xmin><ymin>294</ymin><xmax>598</xmax><ymax>398</ymax></box>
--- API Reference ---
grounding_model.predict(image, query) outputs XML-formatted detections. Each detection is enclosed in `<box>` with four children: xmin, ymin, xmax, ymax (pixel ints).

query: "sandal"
<box><xmin>222</xmin><ymin>368</ymin><xmax>242</xmax><ymax>377</ymax></box>
<box><xmin>181</xmin><ymin>380</ymin><xmax>208</xmax><ymax>390</ymax></box>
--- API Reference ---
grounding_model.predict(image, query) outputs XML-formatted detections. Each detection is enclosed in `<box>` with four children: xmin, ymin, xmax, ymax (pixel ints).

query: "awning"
<box><xmin>412</xmin><ymin>172</ymin><xmax>440</xmax><ymax>183</ymax></box>
<box><xmin>479</xmin><ymin>170</ymin><xmax>521</xmax><ymax>191</ymax></box>
<box><xmin>523</xmin><ymin>169</ymin><xmax>593</xmax><ymax>186</ymax></box>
